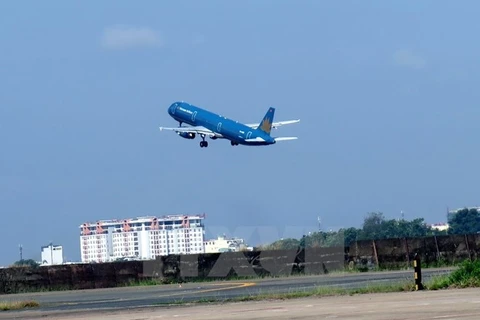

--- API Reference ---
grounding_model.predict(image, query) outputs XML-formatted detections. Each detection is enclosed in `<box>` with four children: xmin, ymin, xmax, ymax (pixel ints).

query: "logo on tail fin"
<box><xmin>257</xmin><ymin>107</ymin><xmax>275</xmax><ymax>135</ymax></box>
<box><xmin>260</xmin><ymin>117</ymin><xmax>272</xmax><ymax>134</ymax></box>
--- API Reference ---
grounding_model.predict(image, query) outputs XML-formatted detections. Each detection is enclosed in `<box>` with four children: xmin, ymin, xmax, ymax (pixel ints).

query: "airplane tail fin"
<box><xmin>257</xmin><ymin>107</ymin><xmax>275</xmax><ymax>135</ymax></box>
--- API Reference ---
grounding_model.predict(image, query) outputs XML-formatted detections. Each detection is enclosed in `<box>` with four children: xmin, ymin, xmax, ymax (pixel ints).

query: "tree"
<box><xmin>339</xmin><ymin>227</ymin><xmax>361</xmax><ymax>247</ymax></box>
<box><xmin>361</xmin><ymin>212</ymin><xmax>386</xmax><ymax>240</ymax></box>
<box><xmin>406</xmin><ymin>218</ymin><xmax>430</xmax><ymax>237</ymax></box>
<box><xmin>448</xmin><ymin>208</ymin><xmax>480</xmax><ymax>235</ymax></box>
<box><xmin>264</xmin><ymin>238</ymin><xmax>300</xmax><ymax>250</ymax></box>
<box><xmin>12</xmin><ymin>259</ymin><xmax>39</xmax><ymax>268</ymax></box>
<box><xmin>261</xmin><ymin>211</ymin><xmax>443</xmax><ymax>250</ymax></box>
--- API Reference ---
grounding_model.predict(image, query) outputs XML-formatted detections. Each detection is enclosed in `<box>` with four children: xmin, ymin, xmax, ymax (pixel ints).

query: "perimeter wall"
<box><xmin>1</xmin><ymin>233</ymin><xmax>477</xmax><ymax>294</ymax></box>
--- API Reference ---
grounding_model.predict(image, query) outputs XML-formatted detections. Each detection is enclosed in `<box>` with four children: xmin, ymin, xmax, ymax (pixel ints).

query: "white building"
<box><xmin>41</xmin><ymin>243</ymin><xmax>64</xmax><ymax>265</ymax></box>
<box><xmin>79</xmin><ymin>214</ymin><xmax>206</xmax><ymax>263</ymax></box>
<box><xmin>204</xmin><ymin>235</ymin><xmax>250</xmax><ymax>253</ymax></box>
<box><xmin>430</xmin><ymin>223</ymin><xmax>449</xmax><ymax>231</ymax></box>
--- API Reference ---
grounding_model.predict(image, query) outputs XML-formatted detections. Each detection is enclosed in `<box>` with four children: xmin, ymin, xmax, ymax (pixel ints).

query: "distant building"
<box><xmin>204</xmin><ymin>235</ymin><xmax>250</xmax><ymax>253</ymax></box>
<box><xmin>448</xmin><ymin>207</ymin><xmax>480</xmax><ymax>215</ymax></box>
<box><xmin>79</xmin><ymin>214</ymin><xmax>206</xmax><ymax>263</ymax></box>
<box><xmin>430</xmin><ymin>223</ymin><xmax>449</xmax><ymax>231</ymax></box>
<box><xmin>41</xmin><ymin>244</ymin><xmax>64</xmax><ymax>265</ymax></box>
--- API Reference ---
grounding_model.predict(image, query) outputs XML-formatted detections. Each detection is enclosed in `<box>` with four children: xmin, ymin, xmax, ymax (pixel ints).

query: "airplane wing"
<box><xmin>245</xmin><ymin>119</ymin><xmax>300</xmax><ymax>129</ymax></box>
<box><xmin>159</xmin><ymin>126</ymin><xmax>216</xmax><ymax>137</ymax></box>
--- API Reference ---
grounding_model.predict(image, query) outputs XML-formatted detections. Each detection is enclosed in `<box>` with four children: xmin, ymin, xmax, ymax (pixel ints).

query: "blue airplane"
<box><xmin>159</xmin><ymin>101</ymin><xmax>300</xmax><ymax>148</ymax></box>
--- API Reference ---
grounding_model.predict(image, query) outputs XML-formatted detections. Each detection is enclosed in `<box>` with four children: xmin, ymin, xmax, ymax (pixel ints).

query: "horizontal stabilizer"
<box><xmin>272</xmin><ymin>120</ymin><xmax>301</xmax><ymax>127</ymax></box>
<box><xmin>246</xmin><ymin>119</ymin><xmax>300</xmax><ymax>130</ymax></box>
<box><xmin>245</xmin><ymin>137</ymin><xmax>266</xmax><ymax>142</ymax></box>
<box><xmin>274</xmin><ymin>137</ymin><xmax>298</xmax><ymax>142</ymax></box>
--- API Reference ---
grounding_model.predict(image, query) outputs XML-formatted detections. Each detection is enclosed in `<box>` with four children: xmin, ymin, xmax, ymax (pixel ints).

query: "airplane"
<box><xmin>159</xmin><ymin>101</ymin><xmax>300</xmax><ymax>148</ymax></box>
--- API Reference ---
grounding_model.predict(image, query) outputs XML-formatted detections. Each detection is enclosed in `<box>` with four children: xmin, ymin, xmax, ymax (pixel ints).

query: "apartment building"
<box><xmin>79</xmin><ymin>214</ymin><xmax>205</xmax><ymax>263</ymax></box>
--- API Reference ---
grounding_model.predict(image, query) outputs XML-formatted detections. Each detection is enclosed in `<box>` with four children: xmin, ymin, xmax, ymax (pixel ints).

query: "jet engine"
<box><xmin>178</xmin><ymin>132</ymin><xmax>196</xmax><ymax>139</ymax></box>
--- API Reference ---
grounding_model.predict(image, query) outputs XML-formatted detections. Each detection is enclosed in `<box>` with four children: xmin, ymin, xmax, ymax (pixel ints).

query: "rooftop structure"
<box><xmin>41</xmin><ymin>243</ymin><xmax>64</xmax><ymax>265</ymax></box>
<box><xmin>204</xmin><ymin>235</ymin><xmax>250</xmax><ymax>253</ymax></box>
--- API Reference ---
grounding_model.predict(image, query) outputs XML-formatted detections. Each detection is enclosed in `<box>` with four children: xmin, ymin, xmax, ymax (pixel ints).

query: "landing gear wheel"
<box><xmin>199</xmin><ymin>134</ymin><xmax>208</xmax><ymax>148</ymax></box>
<box><xmin>230</xmin><ymin>141</ymin><xmax>238</xmax><ymax>146</ymax></box>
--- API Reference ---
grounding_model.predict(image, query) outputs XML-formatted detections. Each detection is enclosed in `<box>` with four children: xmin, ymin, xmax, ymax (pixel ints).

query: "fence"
<box><xmin>0</xmin><ymin>233</ymin><xmax>478</xmax><ymax>294</ymax></box>
<box><xmin>348</xmin><ymin>233</ymin><xmax>480</xmax><ymax>269</ymax></box>
<box><xmin>0</xmin><ymin>247</ymin><xmax>344</xmax><ymax>294</ymax></box>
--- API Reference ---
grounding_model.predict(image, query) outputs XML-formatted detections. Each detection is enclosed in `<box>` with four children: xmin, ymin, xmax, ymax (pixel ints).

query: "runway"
<box><xmin>18</xmin><ymin>287</ymin><xmax>478</xmax><ymax>320</ymax></box>
<box><xmin>0</xmin><ymin>267</ymin><xmax>453</xmax><ymax>318</ymax></box>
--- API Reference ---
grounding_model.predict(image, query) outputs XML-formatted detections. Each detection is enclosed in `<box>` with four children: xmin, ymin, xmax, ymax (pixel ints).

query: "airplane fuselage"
<box><xmin>167</xmin><ymin>102</ymin><xmax>276</xmax><ymax>146</ymax></box>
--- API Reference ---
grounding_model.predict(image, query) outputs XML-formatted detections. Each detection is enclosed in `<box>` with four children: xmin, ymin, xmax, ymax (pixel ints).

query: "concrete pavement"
<box><xmin>3</xmin><ymin>288</ymin><xmax>479</xmax><ymax>320</ymax></box>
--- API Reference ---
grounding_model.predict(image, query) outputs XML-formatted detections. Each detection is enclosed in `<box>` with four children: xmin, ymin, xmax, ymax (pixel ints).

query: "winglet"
<box><xmin>257</xmin><ymin>107</ymin><xmax>275</xmax><ymax>135</ymax></box>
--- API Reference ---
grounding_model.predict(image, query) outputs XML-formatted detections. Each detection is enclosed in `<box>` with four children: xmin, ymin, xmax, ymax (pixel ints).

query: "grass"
<box><xmin>119</xmin><ymin>264</ymin><xmax>454</xmax><ymax>289</ymax></box>
<box><xmin>427</xmin><ymin>259</ymin><xmax>480</xmax><ymax>290</ymax></box>
<box><xmin>159</xmin><ymin>260</ymin><xmax>480</xmax><ymax>306</ymax></box>
<box><xmin>160</xmin><ymin>281</ymin><xmax>416</xmax><ymax>306</ymax></box>
<box><xmin>0</xmin><ymin>300</ymin><xmax>39</xmax><ymax>311</ymax></box>
<box><xmin>120</xmin><ymin>259</ymin><xmax>463</xmax><ymax>288</ymax></box>
<box><xmin>234</xmin><ymin>282</ymin><xmax>416</xmax><ymax>301</ymax></box>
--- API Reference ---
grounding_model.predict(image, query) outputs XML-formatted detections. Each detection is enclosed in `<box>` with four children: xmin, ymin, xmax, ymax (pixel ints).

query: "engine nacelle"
<box><xmin>210</xmin><ymin>133</ymin><xmax>223</xmax><ymax>140</ymax></box>
<box><xmin>178</xmin><ymin>132</ymin><xmax>196</xmax><ymax>139</ymax></box>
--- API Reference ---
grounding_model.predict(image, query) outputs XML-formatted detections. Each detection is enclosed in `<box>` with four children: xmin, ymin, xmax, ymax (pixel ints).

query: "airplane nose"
<box><xmin>168</xmin><ymin>103</ymin><xmax>176</xmax><ymax>115</ymax></box>
<box><xmin>168</xmin><ymin>102</ymin><xmax>178</xmax><ymax>115</ymax></box>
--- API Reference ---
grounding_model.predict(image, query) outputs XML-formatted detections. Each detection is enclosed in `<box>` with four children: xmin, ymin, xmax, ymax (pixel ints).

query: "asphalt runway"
<box><xmin>16</xmin><ymin>287</ymin><xmax>478</xmax><ymax>320</ymax></box>
<box><xmin>0</xmin><ymin>267</ymin><xmax>453</xmax><ymax>317</ymax></box>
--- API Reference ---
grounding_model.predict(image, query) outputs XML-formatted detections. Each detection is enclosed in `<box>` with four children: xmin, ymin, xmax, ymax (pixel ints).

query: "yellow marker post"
<box><xmin>413</xmin><ymin>253</ymin><xmax>423</xmax><ymax>290</ymax></box>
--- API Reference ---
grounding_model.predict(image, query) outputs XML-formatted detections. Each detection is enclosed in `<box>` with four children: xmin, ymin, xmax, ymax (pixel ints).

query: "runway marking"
<box><xmin>430</xmin><ymin>314</ymin><xmax>480</xmax><ymax>319</ymax></box>
<box><xmin>48</xmin><ymin>282</ymin><xmax>257</xmax><ymax>307</ymax></box>
<box><xmin>51</xmin><ymin>299</ymin><xmax>124</xmax><ymax>306</ymax></box>
<box><xmin>156</xmin><ymin>282</ymin><xmax>257</xmax><ymax>298</ymax></box>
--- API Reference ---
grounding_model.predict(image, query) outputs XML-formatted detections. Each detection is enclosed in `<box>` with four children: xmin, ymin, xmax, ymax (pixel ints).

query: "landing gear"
<box><xmin>200</xmin><ymin>134</ymin><xmax>208</xmax><ymax>148</ymax></box>
<box><xmin>230</xmin><ymin>141</ymin><xmax>239</xmax><ymax>146</ymax></box>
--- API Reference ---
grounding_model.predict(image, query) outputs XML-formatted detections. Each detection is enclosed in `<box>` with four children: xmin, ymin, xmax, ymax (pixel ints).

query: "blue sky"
<box><xmin>1</xmin><ymin>1</ymin><xmax>480</xmax><ymax>265</ymax></box>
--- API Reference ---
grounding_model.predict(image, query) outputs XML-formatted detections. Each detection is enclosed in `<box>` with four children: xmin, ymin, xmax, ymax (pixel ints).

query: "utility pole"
<box><xmin>19</xmin><ymin>244</ymin><xmax>23</xmax><ymax>261</ymax></box>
